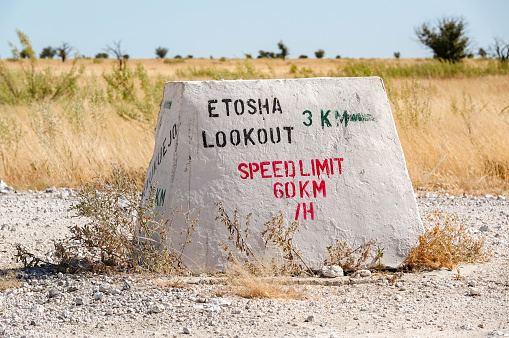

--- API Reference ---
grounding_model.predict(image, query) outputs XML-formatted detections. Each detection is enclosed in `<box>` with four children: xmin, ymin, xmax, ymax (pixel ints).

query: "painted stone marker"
<box><xmin>142</xmin><ymin>77</ymin><xmax>423</xmax><ymax>272</ymax></box>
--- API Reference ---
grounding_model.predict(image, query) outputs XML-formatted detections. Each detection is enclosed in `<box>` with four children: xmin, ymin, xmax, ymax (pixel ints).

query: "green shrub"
<box><xmin>415</xmin><ymin>17</ymin><xmax>470</xmax><ymax>63</ymax></box>
<box><xmin>0</xmin><ymin>59</ymin><xmax>83</xmax><ymax>105</ymax></box>
<box><xmin>102</xmin><ymin>62</ymin><xmax>166</xmax><ymax>123</ymax></box>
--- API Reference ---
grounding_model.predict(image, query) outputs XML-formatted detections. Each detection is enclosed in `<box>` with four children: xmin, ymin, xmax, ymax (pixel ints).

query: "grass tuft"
<box><xmin>226</xmin><ymin>260</ymin><xmax>305</xmax><ymax>299</ymax></box>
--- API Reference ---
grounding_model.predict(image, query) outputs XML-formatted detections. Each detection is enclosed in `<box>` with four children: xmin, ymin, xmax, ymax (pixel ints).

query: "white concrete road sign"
<box><xmin>142</xmin><ymin>77</ymin><xmax>423</xmax><ymax>272</ymax></box>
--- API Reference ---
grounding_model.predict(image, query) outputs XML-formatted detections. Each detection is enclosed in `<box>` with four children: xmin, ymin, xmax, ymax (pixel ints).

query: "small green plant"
<box><xmin>102</xmin><ymin>62</ymin><xmax>164</xmax><ymax>123</ymax></box>
<box><xmin>8</xmin><ymin>29</ymin><xmax>36</xmax><ymax>60</ymax></box>
<box><xmin>0</xmin><ymin>57</ymin><xmax>83</xmax><ymax>105</ymax></box>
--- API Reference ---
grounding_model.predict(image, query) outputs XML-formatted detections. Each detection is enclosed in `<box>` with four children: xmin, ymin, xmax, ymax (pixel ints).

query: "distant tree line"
<box><xmin>6</xmin><ymin>21</ymin><xmax>509</xmax><ymax>63</ymax></box>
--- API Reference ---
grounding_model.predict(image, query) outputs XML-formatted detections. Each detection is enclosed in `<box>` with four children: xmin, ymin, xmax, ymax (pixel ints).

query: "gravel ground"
<box><xmin>0</xmin><ymin>184</ymin><xmax>508</xmax><ymax>338</ymax></box>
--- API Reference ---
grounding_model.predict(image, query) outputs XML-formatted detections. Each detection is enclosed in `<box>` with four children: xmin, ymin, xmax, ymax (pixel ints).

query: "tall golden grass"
<box><xmin>0</xmin><ymin>58</ymin><xmax>508</xmax><ymax>193</ymax></box>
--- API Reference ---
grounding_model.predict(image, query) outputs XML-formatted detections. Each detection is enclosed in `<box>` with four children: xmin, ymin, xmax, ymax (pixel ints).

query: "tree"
<box><xmin>57</xmin><ymin>42</ymin><xmax>72</xmax><ymax>62</ymax></box>
<box><xmin>258</xmin><ymin>50</ymin><xmax>276</xmax><ymax>58</ymax></box>
<box><xmin>95</xmin><ymin>52</ymin><xmax>109</xmax><ymax>59</ymax></box>
<box><xmin>155</xmin><ymin>47</ymin><xmax>168</xmax><ymax>59</ymax></box>
<box><xmin>258</xmin><ymin>41</ymin><xmax>290</xmax><ymax>59</ymax></box>
<box><xmin>478</xmin><ymin>48</ymin><xmax>488</xmax><ymax>59</ymax></box>
<box><xmin>315</xmin><ymin>49</ymin><xmax>325</xmax><ymax>59</ymax></box>
<box><xmin>415</xmin><ymin>17</ymin><xmax>470</xmax><ymax>63</ymax></box>
<box><xmin>104</xmin><ymin>40</ymin><xmax>128</xmax><ymax>68</ymax></box>
<box><xmin>492</xmin><ymin>38</ymin><xmax>509</xmax><ymax>63</ymax></box>
<box><xmin>40</xmin><ymin>46</ymin><xmax>57</xmax><ymax>59</ymax></box>
<box><xmin>394</xmin><ymin>52</ymin><xmax>401</xmax><ymax>59</ymax></box>
<box><xmin>277</xmin><ymin>41</ymin><xmax>289</xmax><ymax>60</ymax></box>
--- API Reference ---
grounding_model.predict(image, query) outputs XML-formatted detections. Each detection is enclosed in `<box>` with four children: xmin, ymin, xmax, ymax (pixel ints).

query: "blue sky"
<box><xmin>1</xmin><ymin>0</ymin><xmax>508</xmax><ymax>59</ymax></box>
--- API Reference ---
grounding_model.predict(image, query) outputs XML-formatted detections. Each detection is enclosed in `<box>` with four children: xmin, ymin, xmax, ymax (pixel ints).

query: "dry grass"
<box><xmin>0</xmin><ymin>58</ymin><xmax>508</xmax><ymax>194</ymax></box>
<box><xmin>404</xmin><ymin>210</ymin><xmax>491</xmax><ymax>270</ymax></box>
<box><xmin>225</xmin><ymin>261</ymin><xmax>306</xmax><ymax>299</ymax></box>
<box><xmin>391</xmin><ymin>77</ymin><xmax>509</xmax><ymax>194</ymax></box>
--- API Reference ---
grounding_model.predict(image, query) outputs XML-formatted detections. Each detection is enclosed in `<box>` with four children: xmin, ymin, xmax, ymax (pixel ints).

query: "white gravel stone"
<box><xmin>468</xmin><ymin>287</ymin><xmax>482</xmax><ymax>296</ymax></box>
<box><xmin>209</xmin><ymin>298</ymin><xmax>231</xmax><ymax>307</ymax></box>
<box><xmin>353</xmin><ymin>270</ymin><xmax>371</xmax><ymax>278</ymax></box>
<box><xmin>48</xmin><ymin>288</ymin><xmax>60</xmax><ymax>298</ymax></box>
<box><xmin>151</xmin><ymin>304</ymin><xmax>165</xmax><ymax>313</ymax></box>
<box><xmin>321</xmin><ymin>265</ymin><xmax>344</xmax><ymax>278</ymax></box>
<box><xmin>93</xmin><ymin>291</ymin><xmax>104</xmax><ymax>301</ymax></box>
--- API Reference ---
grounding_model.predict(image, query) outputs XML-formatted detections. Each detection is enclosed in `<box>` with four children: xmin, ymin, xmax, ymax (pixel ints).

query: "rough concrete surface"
<box><xmin>0</xmin><ymin>188</ymin><xmax>508</xmax><ymax>337</ymax></box>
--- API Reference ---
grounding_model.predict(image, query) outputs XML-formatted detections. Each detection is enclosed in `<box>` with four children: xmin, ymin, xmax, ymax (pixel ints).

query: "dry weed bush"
<box><xmin>324</xmin><ymin>239</ymin><xmax>377</xmax><ymax>272</ymax></box>
<box><xmin>216</xmin><ymin>206</ymin><xmax>310</xmax><ymax>298</ymax></box>
<box><xmin>53</xmin><ymin>166</ymin><xmax>196</xmax><ymax>274</ymax></box>
<box><xmin>405</xmin><ymin>210</ymin><xmax>490</xmax><ymax>270</ymax></box>
<box><xmin>217</xmin><ymin>204</ymin><xmax>313</xmax><ymax>277</ymax></box>
<box><xmin>262</xmin><ymin>212</ymin><xmax>313</xmax><ymax>276</ymax></box>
